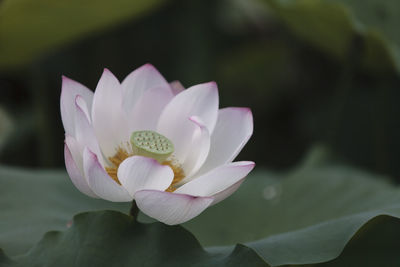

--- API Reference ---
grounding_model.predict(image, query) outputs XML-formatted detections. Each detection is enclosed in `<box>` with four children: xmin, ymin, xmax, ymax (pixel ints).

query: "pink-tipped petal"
<box><xmin>60</xmin><ymin>76</ymin><xmax>93</xmax><ymax>136</ymax></box>
<box><xmin>175</xmin><ymin>161</ymin><xmax>255</xmax><ymax>197</ymax></box>
<box><xmin>169</xmin><ymin>80</ymin><xmax>185</xmax><ymax>95</ymax></box>
<box><xmin>91</xmin><ymin>69</ymin><xmax>130</xmax><ymax>157</ymax></box>
<box><xmin>64</xmin><ymin>143</ymin><xmax>97</xmax><ymax>198</ymax></box>
<box><xmin>117</xmin><ymin>156</ymin><xmax>174</xmax><ymax>197</ymax></box>
<box><xmin>134</xmin><ymin>190</ymin><xmax>213</xmax><ymax>225</ymax></box>
<box><xmin>121</xmin><ymin>64</ymin><xmax>170</xmax><ymax>114</ymax></box>
<box><xmin>181</xmin><ymin>116</ymin><xmax>211</xmax><ymax>179</ymax></box>
<box><xmin>197</xmin><ymin>108</ymin><xmax>253</xmax><ymax>176</ymax></box>
<box><xmin>129</xmin><ymin>86</ymin><xmax>174</xmax><ymax>132</ymax></box>
<box><xmin>83</xmin><ymin>147</ymin><xmax>131</xmax><ymax>202</ymax></box>
<box><xmin>157</xmin><ymin>82</ymin><xmax>219</xmax><ymax>139</ymax></box>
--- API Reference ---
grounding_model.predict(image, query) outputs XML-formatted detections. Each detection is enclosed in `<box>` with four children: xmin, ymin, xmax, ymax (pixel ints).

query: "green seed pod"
<box><xmin>130</xmin><ymin>130</ymin><xmax>174</xmax><ymax>163</ymax></box>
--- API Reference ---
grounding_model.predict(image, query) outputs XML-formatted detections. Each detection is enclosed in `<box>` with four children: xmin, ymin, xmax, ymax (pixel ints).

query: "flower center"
<box><xmin>105</xmin><ymin>131</ymin><xmax>184</xmax><ymax>191</ymax></box>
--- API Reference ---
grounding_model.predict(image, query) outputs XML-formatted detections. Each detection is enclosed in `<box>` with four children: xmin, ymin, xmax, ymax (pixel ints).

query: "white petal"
<box><xmin>157</xmin><ymin>81</ymin><xmax>219</xmax><ymax>137</ymax></box>
<box><xmin>91</xmin><ymin>69</ymin><xmax>130</xmax><ymax>157</ymax></box>
<box><xmin>129</xmin><ymin>86</ymin><xmax>174</xmax><ymax>132</ymax></box>
<box><xmin>180</xmin><ymin>116</ymin><xmax>210</xmax><ymax>179</ymax></box>
<box><xmin>134</xmin><ymin>190</ymin><xmax>213</xmax><ymax>225</ymax></box>
<box><xmin>117</xmin><ymin>156</ymin><xmax>174</xmax><ymax>197</ymax></box>
<box><xmin>121</xmin><ymin>64</ymin><xmax>170</xmax><ymax>114</ymax></box>
<box><xmin>175</xmin><ymin>161</ymin><xmax>255</xmax><ymax>197</ymax></box>
<box><xmin>74</xmin><ymin>96</ymin><xmax>103</xmax><ymax>164</ymax></box>
<box><xmin>60</xmin><ymin>76</ymin><xmax>93</xmax><ymax>136</ymax></box>
<box><xmin>169</xmin><ymin>80</ymin><xmax>184</xmax><ymax>95</ymax></box>
<box><xmin>83</xmin><ymin>147</ymin><xmax>132</xmax><ymax>202</ymax></box>
<box><xmin>197</xmin><ymin>108</ymin><xmax>253</xmax><ymax>176</ymax></box>
<box><xmin>64</xmin><ymin>143</ymin><xmax>97</xmax><ymax>198</ymax></box>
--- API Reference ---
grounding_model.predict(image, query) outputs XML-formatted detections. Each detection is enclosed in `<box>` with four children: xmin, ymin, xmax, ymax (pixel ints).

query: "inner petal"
<box><xmin>105</xmin><ymin>130</ymin><xmax>186</xmax><ymax>190</ymax></box>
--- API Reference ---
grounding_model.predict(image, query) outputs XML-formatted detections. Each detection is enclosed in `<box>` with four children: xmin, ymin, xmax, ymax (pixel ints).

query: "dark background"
<box><xmin>1</xmin><ymin>0</ymin><xmax>400</xmax><ymax>182</ymax></box>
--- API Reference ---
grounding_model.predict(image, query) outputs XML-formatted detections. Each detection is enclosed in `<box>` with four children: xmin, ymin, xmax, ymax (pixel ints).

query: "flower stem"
<box><xmin>129</xmin><ymin>200</ymin><xmax>140</xmax><ymax>221</ymax></box>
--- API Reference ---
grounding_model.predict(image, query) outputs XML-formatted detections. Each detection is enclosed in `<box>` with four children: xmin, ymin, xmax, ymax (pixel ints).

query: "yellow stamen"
<box><xmin>105</xmin><ymin>147</ymin><xmax>132</xmax><ymax>185</ymax></box>
<box><xmin>105</xmin><ymin>147</ymin><xmax>185</xmax><ymax>191</ymax></box>
<box><xmin>163</xmin><ymin>159</ymin><xmax>185</xmax><ymax>192</ymax></box>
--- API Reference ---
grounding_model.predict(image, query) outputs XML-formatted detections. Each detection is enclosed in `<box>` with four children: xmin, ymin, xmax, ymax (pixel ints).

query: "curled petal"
<box><xmin>157</xmin><ymin>81</ymin><xmax>219</xmax><ymax>139</ymax></box>
<box><xmin>91</xmin><ymin>69</ymin><xmax>129</xmax><ymax>157</ymax></box>
<box><xmin>135</xmin><ymin>190</ymin><xmax>213</xmax><ymax>225</ymax></box>
<box><xmin>65</xmin><ymin>135</ymin><xmax>84</xmax><ymax>173</ymax></box>
<box><xmin>64</xmin><ymin>143</ymin><xmax>97</xmax><ymax>198</ymax></box>
<box><xmin>209</xmin><ymin>179</ymin><xmax>244</xmax><ymax>205</ymax></box>
<box><xmin>197</xmin><ymin>107</ymin><xmax>253</xmax><ymax>176</ymax></box>
<box><xmin>175</xmin><ymin>161</ymin><xmax>255</xmax><ymax>197</ymax></box>
<box><xmin>117</xmin><ymin>156</ymin><xmax>174</xmax><ymax>197</ymax></box>
<box><xmin>181</xmin><ymin>116</ymin><xmax>210</xmax><ymax>179</ymax></box>
<box><xmin>122</xmin><ymin>64</ymin><xmax>170</xmax><ymax>114</ymax></box>
<box><xmin>60</xmin><ymin>76</ymin><xmax>93</xmax><ymax>136</ymax></box>
<box><xmin>83</xmin><ymin>147</ymin><xmax>131</xmax><ymax>202</ymax></box>
<box><xmin>74</xmin><ymin>96</ymin><xmax>103</xmax><ymax>164</ymax></box>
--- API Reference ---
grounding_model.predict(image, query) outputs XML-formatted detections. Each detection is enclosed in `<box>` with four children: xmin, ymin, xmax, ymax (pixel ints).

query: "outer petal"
<box><xmin>83</xmin><ymin>147</ymin><xmax>131</xmax><ymax>202</ymax></box>
<box><xmin>180</xmin><ymin>116</ymin><xmax>210</xmax><ymax>179</ymax></box>
<box><xmin>175</xmin><ymin>161</ymin><xmax>255</xmax><ymax>197</ymax></box>
<box><xmin>91</xmin><ymin>69</ymin><xmax>130</xmax><ymax>157</ymax></box>
<box><xmin>60</xmin><ymin>76</ymin><xmax>93</xmax><ymax>136</ymax></box>
<box><xmin>117</xmin><ymin>156</ymin><xmax>174</xmax><ymax>197</ymax></box>
<box><xmin>197</xmin><ymin>108</ymin><xmax>253</xmax><ymax>176</ymax></box>
<box><xmin>121</xmin><ymin>64</ymin><xmax>170</xmax><ymax>114</ymax></box>
<box><xmin>129</xmin><ymin>86</ymin><xmax>174</xmax><ymax>132</ymax></box>
<box><xmin>157</xmin><ymin>81</ymin><xmax>219</xmax><ymax>137</ymax></box>
<box><xmin>134</xmin><ymin>190</ymin><xmax>213</xmax><ymax>225</ymax></box>
<box><xmin>64</xmin><ymin>143</ymin><xmax>97</xmax><ymax>198</ymax></box>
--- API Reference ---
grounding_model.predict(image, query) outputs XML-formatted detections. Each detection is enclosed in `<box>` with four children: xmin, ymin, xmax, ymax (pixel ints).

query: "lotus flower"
<box><xmin>61</xmin><ymin>64</ymin><xmax>254</xmax><ymax>225</ymax></box>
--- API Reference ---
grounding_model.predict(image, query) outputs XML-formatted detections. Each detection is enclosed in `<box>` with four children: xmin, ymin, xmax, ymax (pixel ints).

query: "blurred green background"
<box><xmin>1</xmin><ymin>0</ymin><xmax>400</xmax><ymax>182</ymax></box>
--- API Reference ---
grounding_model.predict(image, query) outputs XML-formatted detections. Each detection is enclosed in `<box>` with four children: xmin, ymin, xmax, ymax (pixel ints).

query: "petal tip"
<box><xmin>208</xmin><ymin>81</ymin><xmax>218</xmax><ymax>89</ymax></box>
<box><xmin>61</xmin><ymin>75</ymin><xmax>74</xmax><ymax>91</ymax></box>
<box><xmin>102</xmin><ymin>68</ymin><xmax>116</xmax><ymax>77</ymax></box>
<box><xmin>143</xmin><ymin>63</ymin><xmax>156</xmax><ymax>69</ymax></box>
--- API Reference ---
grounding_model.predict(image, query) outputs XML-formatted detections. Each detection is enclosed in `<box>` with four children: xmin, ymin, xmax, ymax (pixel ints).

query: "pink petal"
<box><xmin>117</xmin><ymin>156</ymin><xmax>174</xmax><ymax>197</ymax></box>
<box><xmin>175</xmin><ymin>161</ymin><xmax>255</xmax><ymax>197</ymax></box>
<box><xmin>60</xmin><ymin>76</ymin><xmax>93</xmax><ymax>136</ymax></box>
<box><xmin>197</xmin><ymin>108</ymin><xmax>253</xmax><ymax>176</ymax></box>
<box><xmin>64</xmin><ymin>142</ymin><xmax>97</xmax><ymax>198</ymax></box>
<box><xmin>169</xmin><ymin>80</ymin><xmax>184</xmax><ymax>95</ymax></box>
<box><xmin>83</xmin><ymin>147</ymin><xmax>131</xmax><ymax>202</ymax></box>
<box><xmin>121</xmin><ymin>64</ymin><xmax>170</xmax><ymax>114</ymax></box>
<box><xmin>91</xmin><ymin>69</ymin><xmax>130</xmax><ymax>157</ymax></box>
<box><xmin>129</xmin><ymin>86</ymin><xmax>174</xmax><ymax>132</ymax></box>
<box><xmin>134</xmin><ymin>190</ymin><xmax>213</xmax><ymax>225</ymax></box>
